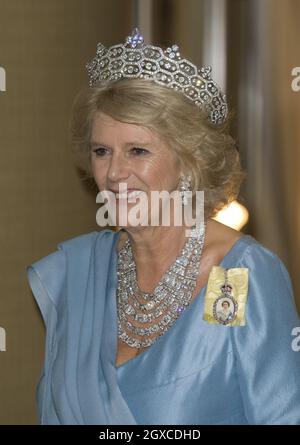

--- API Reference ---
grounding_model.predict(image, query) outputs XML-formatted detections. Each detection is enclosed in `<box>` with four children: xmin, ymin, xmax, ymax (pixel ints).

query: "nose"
<box><xmin>107</xmin><ymin>151</ymin><xmax>130</xmax><ymax>183</ymax></box>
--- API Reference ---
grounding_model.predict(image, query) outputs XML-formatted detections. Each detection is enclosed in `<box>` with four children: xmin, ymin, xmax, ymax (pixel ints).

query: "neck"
<box><xmin>119</xmin><ymin>220</ymin><xmax>208</xmax><ymax>275</ymax></box>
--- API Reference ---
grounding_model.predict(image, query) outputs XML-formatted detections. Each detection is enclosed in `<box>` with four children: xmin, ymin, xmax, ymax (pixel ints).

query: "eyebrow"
<box><xmin>90</xmin><ymin>140</ymin><xmax>152</xmax><ymax>148</ymax></box>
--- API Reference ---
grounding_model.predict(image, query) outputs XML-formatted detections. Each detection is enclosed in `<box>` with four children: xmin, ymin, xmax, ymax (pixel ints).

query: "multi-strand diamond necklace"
<box><xmin>117</xmin><ymin>224</ymin><xmax>206</xmax><ymax>349</ymax></box>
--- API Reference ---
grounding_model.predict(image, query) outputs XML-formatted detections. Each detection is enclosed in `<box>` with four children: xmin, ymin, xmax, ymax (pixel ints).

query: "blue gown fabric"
<box><xmin>26</xmin><ymin>229</ymin><xmax>300</xmax><ymax>425</ymax></box>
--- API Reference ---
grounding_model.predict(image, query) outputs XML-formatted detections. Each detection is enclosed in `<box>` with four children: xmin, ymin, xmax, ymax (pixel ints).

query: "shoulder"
<box><xmin>209</xmin><ymin>216</ymin><xmax>291</xmax><ymax>283</ymax></box>
<box><xmin>27</xmin><ymin>230</ymin><xmax>105</xmax><ymax>277</ymax></box>
<box><xmin>26</xmin><ymin>229</ymin><xmax>116</xmax><ymax>310</ymax></box>
<box><xmin>236</xmin><ymin>234</ymin><xmax>292</xmax><ymax>291</ymax></box>
<box><xmin>57</xmin><ymin>229</ymin><xmax>111</xmax><ymax>251</ymax></box>
<box><xmin>40</xmin><ymin>228</ymin><xmax>118</xmax><ymax>261</ymax></box>
<box><xmin>231</xmin><ymin>235</ymin><xmax>299</xmax><ymax>330</ymax></box>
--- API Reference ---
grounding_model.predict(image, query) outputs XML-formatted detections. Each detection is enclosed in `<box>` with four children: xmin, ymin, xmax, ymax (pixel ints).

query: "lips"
<box><xmin>115</xmin><ymin>190</ymin><xmax>143</xmax><ymax>200</ymax></box>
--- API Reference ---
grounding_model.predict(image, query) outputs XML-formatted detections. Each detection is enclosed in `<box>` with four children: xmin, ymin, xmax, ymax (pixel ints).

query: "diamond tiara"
<box><xmin>86</xmin><ymin>28</ymin><xmax>228</xmax><ymax>124</ymax></box>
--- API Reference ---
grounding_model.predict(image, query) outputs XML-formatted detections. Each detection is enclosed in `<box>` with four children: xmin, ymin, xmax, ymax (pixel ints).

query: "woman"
<box><xmin>26</xmin><ymin>29</ymin><xmax>300</xmax><ymax>425</ymax></box>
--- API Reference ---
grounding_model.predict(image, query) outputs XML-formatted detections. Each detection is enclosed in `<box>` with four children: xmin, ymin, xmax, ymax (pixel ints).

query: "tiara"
<box><xmin>86</xmin><ymin>28</ymin><xmax>228</xmax><ymax>124</ymax></box>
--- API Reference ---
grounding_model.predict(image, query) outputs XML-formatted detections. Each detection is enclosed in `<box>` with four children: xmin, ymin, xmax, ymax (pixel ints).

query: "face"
<box><xmin>222</xmin><ymin>302</ymin><xmax>230</xmax><ymax>310</ymax></box>
<box><xmin>90</xmin><ymin>111</ymin><xmax>182</xmax><ymax>228</ymax></box>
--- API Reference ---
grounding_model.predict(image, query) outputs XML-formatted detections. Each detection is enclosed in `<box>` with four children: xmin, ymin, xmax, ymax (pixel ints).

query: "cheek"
<box><xmin>147</xmin><ymin>156</ymin><xmax>180</xmax><ymax>188</ymax></box>
<box><xmin>136</xmin><ymin>162</ymin><xmax>164</xmax><ymax>188</ymax></box>
<box><xmin>91</xmin><ymin>160</ymin><xmax>107</xmax><ymax>186</ymax></box>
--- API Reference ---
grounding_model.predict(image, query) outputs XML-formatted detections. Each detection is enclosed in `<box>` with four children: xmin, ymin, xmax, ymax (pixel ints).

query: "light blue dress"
<box><xmin>26</xmin><ymin>229</ymin><xmax>300</xmax><ymax>425</ymax></box>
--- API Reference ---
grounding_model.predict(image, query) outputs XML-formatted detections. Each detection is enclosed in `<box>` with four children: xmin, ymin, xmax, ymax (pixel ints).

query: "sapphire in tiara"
<box><xmin>126</xmin><ymin>27</ymin><xmax>144</xmax><ymax>48</ymax></box>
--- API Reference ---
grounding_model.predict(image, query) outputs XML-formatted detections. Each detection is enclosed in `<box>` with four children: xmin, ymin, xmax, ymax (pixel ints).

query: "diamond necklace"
<box><xmin>116</xmin><ymin>224</ymin><xmax>206</xmax><ymax>349</ymax></box>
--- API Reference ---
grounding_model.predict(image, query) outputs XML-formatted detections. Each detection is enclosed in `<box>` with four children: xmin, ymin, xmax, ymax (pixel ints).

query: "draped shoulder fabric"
<box><xmin>26</xmin><ymin>229</ymin><xmax>300</xmax><ymax>425</ymax></box>
<box><xmin>27</xmin><ymin>229</ymin><xmax>136</xmax><ymax>425</ymax></box>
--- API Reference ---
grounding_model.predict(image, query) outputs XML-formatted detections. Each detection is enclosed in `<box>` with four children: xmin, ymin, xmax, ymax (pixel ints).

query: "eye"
<box><xmin>93</xmin><ymin>147</ymin><xmax>109</xmax><ymax>157</ymax></box>
<box><xmin>130</xmin><ymin>147</ymin><xmax>149</xmax><ymax>155</ymax></box>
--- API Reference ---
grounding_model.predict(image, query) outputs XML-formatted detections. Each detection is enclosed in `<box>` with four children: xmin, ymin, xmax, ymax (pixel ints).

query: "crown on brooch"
<box><xmin>85</xmin><ymin>28</ymin><xmax>228</xmax><ymax>124</ymax></box>
<box><xmin>220</xmin><ymin>283</ymin><xmax>233</xmax><ymax>295</ymax></box>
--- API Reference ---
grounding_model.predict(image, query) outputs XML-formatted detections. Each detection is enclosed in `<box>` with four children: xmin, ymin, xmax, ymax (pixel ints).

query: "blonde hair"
<box><xmin>69</xmin><ymin>78</ymin><xmax>245</xmax><ymax>218</ymax></box>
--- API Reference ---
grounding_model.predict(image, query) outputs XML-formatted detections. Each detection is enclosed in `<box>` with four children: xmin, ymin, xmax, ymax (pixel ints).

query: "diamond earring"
<box><xmin>179</xmin><ymin>174</ymin><xmax>192</xmax><ymax>205</ymax></box>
